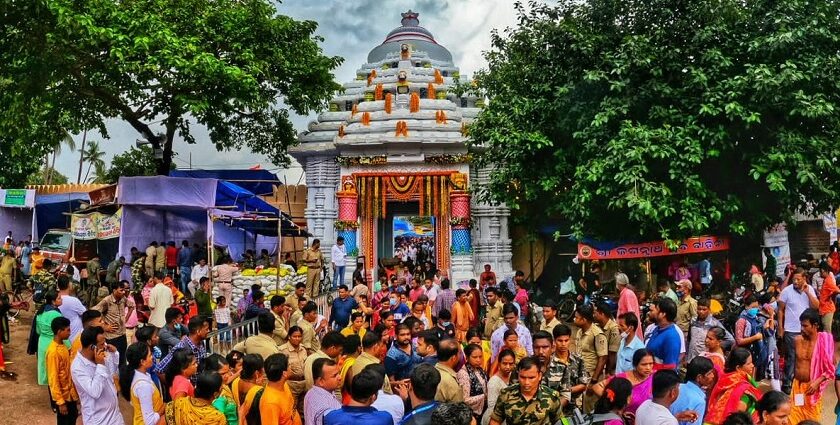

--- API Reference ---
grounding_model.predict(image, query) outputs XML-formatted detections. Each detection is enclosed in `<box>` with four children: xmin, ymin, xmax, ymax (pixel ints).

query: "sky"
<box><xmin>52</xmin><ymin>0</ymin><xmax>519</xmax><ymax>184</ymax></box>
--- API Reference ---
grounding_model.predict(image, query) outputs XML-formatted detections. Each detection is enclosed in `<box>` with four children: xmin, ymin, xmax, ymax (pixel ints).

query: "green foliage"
<box><xmin>469</xmin><ymin>0</ymin><xmax>840</xmax><ymax>241</ymax></box>
<box><xmin>27</xmin><ymin>167</ymin><xmax>69</xmax><ymax>186</ymax></box>
<box><xmin>0</xmin><ymin>138</ymin><xmax>51</xmax><ymax>188</ymax></box>
<box><xmin>0</xmin><ymin>0</ymin><xmax>342</xmax><ymax>175</ymax></box>
<box><xmin>102</xmin><ymin>146</ymin><xmax>173</xmax><ymax>184</ymax></box>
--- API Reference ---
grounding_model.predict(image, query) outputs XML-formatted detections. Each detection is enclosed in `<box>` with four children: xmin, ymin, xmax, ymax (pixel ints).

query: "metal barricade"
<box><xmin>202</xmin><ymin>289</ymin><xmax>337</xmax><ymax>356</ymax></box>
<box><xmin>203</xmin><ymin>317</ymin><xmax>258</xmax><ymax>355</ymax></box>
<box><xmin>314</xmin><ymin>289</ymin><xmax>338</xmax><ymax>321</ymax></box>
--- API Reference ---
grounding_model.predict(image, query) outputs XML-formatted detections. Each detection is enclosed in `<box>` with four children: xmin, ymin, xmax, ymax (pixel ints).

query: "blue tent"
<box><xmin>170</xmin><ymin>169</ymin><xmax>279</xmax><ymax>196</ymax></box>
<box><xmin>34</xmin><ymin>192</ymin><xmax>89</xmax><ymax>239</ymax></box>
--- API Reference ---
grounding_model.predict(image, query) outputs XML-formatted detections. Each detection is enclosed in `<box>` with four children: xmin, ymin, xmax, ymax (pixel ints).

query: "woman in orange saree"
<box><xmin>704</xmin><ymin>348</ymin><xmax>762</xmax><ymax>425</ymax></box>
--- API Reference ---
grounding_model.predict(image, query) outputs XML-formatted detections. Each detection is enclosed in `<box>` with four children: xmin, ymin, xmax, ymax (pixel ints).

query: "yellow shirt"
<box><xmin>46</xmin><ymin>340</ymin><xmax>78</xmax><ymax>405</ymax></box>
<box><xmin>131</xmin><ymin>373</ymin><xmax>164</xmax><ymax>425</ymax></box>
<box><xmin>259</xmin><ymin>383</ymin><xmax>301</xmax><ymax>425</ymax></box>
<box><xmin>340</xmin><ymin>326</ymin><xmax>367</xmax><ymax>340</ymax></box>
<box><xmin>69</xmin><ymin>334</ymin><xmax>82</xmax><ymax>364</ymax></box>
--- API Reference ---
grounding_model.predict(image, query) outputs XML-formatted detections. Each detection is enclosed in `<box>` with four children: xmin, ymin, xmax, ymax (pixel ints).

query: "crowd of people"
<box><xmin>2</xmin><ymin>229</ymin><xmax>840</xmax><ymax>425</ymax></box>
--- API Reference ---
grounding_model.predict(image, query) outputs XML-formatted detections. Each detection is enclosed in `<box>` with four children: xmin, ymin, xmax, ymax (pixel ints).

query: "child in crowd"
<box><xmin>215</xmin><ymin>296</ymin><xmax>232</xmax><ymax>351</ymax></box>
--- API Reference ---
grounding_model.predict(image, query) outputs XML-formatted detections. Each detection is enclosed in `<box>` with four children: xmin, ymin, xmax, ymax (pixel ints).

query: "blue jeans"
<box><xmin>179</xmin><ymin>266</ymin><xmax>191</xmax><ymax>294</ymax></box>
<box><xmin>783</xmin><ymin>331</ymin><xmax>799</xmax><ymax>389</ymax></box>
<box><xmin>217</xmin><ymin>322</ymin><xmax>231</xmax><ymax>342</ymax></box>
<box><xmin>335</xmin><ymin>265</ymin><xmax>345</xmax><ymax>289</ymax></box>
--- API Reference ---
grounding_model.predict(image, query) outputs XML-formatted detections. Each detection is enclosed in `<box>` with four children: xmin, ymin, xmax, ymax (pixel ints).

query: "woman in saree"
<box><xmin>702</xmin><ymin>326</ymin><xmax>727</xmax><ymax>371</ymax></box>
<box><xmin>165</xmin><ymin>372</ymin><xmax>226</xmax><ymax>425</ymax></box>
<box><xmin>704</xmin><ymin>347</ymin><xmax>762</xmax><ymax>425</ymax></box>
<box><xmin>591</xmin><ymin>348</ymin><xmax>654</xmax><ymax>419</ymax></box>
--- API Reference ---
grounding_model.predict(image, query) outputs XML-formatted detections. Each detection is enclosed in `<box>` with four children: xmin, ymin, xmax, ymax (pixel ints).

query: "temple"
<box><xmin>290</xmin><ymin>10</ymin><xmax>512</xmax><ymax>283</ymax></box>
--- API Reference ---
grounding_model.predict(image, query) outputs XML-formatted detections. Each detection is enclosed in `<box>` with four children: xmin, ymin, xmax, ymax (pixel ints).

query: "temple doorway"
<box><xmin>375</xmin><ymin>201</ymin><xmax>437</xmax><ymax>272</ymax></box>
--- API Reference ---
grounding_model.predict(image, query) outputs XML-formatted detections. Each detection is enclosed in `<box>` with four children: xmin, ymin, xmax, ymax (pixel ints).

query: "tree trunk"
<box><xmin>157</xmin><ymin>137</ymin><xmax>174</xmax><ymax>175</ymax></box>
<box><xmin>76</xmin><ymin>130</ymin><xmax>87</xmax><ymax>184</ymax></box>
<box><xmin>48</xmin><ymin>150</ymin><xmax>57</xmax><ymax>185</ymax></box>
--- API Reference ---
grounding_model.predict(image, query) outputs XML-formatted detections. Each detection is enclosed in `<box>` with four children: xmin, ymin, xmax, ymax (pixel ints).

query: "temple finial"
<box><xmin>401</xmin><ymin>10</ymin><xmax>420</xmax><ymax>26</ymax></box>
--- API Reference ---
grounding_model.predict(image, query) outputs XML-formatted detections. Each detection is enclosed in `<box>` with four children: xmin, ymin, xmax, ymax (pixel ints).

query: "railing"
<box><xmin>203</xmin><ymin>289</ymin><xmax>337</xmax><ymax>356</ymax></box>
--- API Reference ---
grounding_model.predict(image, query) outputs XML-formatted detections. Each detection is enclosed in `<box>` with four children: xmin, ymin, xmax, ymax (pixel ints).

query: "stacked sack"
<box><xmin>211</xmin><ymin>264</ymin><xmax>309</xmax><ymax>307</ymax></box>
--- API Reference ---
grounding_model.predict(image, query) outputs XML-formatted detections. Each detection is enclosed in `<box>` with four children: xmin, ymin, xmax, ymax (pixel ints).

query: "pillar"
<box><xmin>470</xmin><ymin>165</ymin><xmax>513</xmax><ymax>278</ymax></box>
<box><xmin>303</xmin><ymin>156</ymin><xmax>339</xmax><ymax>263</ymax></box>
<box><xmin>449</xmin><ymin>172</ymin><xmax>474</xmax><ymax>283</ymax></box>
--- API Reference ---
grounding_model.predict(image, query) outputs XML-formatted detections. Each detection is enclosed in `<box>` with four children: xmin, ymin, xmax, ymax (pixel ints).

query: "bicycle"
<box><xmin>7</xmin><ymin>280</ymin><xmax>33</xmax><ymax>320</ymax></box>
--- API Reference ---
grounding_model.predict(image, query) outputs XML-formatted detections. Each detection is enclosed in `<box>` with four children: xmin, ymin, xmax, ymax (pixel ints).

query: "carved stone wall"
<box><xmin>304</xmin><ymin>157</ymin><xmax>340</xmax><ymax>261</ymax></box>
<box><xmin>470</xmin><ymin>165</ymin><xmax>513</xmax><ymax>277</ymax></box>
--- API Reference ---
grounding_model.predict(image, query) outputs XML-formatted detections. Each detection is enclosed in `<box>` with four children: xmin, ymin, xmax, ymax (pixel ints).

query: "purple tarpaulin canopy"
<box><xmin>117</xmin><ymin>176</ymin><xmax>218</xmax><ymax>257</ymax></box>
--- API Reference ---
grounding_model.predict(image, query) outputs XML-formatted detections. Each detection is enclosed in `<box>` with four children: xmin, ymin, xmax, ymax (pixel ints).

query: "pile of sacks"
<box><xmin>212</xmin><ymin>265</ymin><xmax>309</xmax><ymax>306</ymax></box>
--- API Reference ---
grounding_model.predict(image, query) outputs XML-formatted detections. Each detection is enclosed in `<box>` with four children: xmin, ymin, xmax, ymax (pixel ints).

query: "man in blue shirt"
<box><xmin>324</xmin><ymin>366</ymin><xmax>392</xmax><ymax>425</ymax></box>
<box><xmin>329</xmin><ymin>285</ymin><xmax>359</xmax><ymax>330</ymax></box>
<box><xmin>400</xmin><ymin>363</ymin><xmax>440</xmax><ymax>425</ymax></box>
<box><xmin>645</xmin><ymin>298</ymin><xmax>682</xmax><ymax>369</ymax></box>
<box><xmin>616</xmin><ymin>312</ymin><xmax>646</xmax><ymax>374</ymax></box>
<box><xmin>385</xmin><ymin>323</ymin><xmax>422</xmax><ymax>380</ymax></box>
<box><xmin>670</xmin><ymin>356</ymin><xmax>715</xmax><ymax>425</ymax></box>
<box><xmin>176</xmin><ymin>240</ymin><xmax>192</xmax><ymax>295</ymax></box>
<box><xmin>391</xmin><ymin>291</ymin><xmax>411</xmax><ymax>322</ymax></box>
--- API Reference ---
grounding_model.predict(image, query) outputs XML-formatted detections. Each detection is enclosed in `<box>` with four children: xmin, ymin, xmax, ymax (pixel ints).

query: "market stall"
<box><xmin>0</xmin><ymin>189</ymin><xmax>36</xmax><ymax>241</ymax></box>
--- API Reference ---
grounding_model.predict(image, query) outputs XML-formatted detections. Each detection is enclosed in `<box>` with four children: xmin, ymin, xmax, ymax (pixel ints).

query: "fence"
<box><xmin>204</xmin><ymin>289</ymin><xmax>337</xmax><ymax>356</ymax></box>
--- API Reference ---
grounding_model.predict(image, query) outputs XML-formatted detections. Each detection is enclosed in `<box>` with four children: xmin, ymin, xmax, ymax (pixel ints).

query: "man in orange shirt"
<box><xmin>452</xmin><ymin>289</ymin><xmax>474</xmax><ymax>343</ymax></box>
<box><xmin>260</xmin><ymin>353</ymin><xmax>302</xmax><ymax>425</ymax></box>
<box><xmin>46</xmin><ymin>316</ymin><xmax>79</xmax><ymax>425</ymax></box>
<box><xmin>818</xmin><ymin>263</ymin><xmax>840</xmax><ymax>333</ymax></box>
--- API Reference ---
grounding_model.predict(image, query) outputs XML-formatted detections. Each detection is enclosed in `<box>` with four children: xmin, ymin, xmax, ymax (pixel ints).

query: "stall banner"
<box><xmin>71</xmin><ymin>208</ymin><xmax>122</xmax><ymax>240</ymax></box>
<box><xmin>577</xmin><ymin>236</ymin><xmax>730</xmax><ymax>260</ymax></box>
<box><xmin>95</xmin><ymin>208</ymin><xmax>122</xmax><ymax>239</ymax></box>
<box><xmin>763</xmin><ymin>224</ymin><xmax>791</xmax><ymax>278</ymax></box>
<box><xmin>0</xmin><ymin>189</ymin><xmax>35</xmax><ymax>208</ymax></box>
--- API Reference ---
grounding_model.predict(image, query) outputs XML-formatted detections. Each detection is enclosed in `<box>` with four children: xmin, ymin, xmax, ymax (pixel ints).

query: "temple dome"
<box><xmin>367</xmin><ymin>10</ymin><xmax>454</xmax><ymax>64</ymax></box>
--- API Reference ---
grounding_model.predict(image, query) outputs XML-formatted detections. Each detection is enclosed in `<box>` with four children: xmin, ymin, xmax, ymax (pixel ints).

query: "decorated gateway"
<box><xmin>290</xmin><ymin>11</ymin><xmax>512</xmax><ymax>283</ymax></box>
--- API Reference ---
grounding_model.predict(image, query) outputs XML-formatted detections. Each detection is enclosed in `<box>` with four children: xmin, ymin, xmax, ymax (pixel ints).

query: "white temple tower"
<box><xmin>290</xmin><ymin>11</ymin><xmax>513</xmax><ymax>283</ymax></box>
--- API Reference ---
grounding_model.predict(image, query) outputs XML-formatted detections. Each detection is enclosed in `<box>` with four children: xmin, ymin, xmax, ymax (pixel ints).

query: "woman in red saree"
<box><xmin>704</xmin><ymin>347</ymin><xmax>762</xmax><ymax>425</ymax></box>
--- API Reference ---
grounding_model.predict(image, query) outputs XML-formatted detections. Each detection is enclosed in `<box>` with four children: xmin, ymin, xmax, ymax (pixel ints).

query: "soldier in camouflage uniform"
<box><xmin>490</xmin><ymin>357</ymin><xmax>563</xmax><ymax>425</ymax></box>
<box><xmin>242</xmin><ymin>250</ymin><xmax>256</xmax><ymax>270</ymax></box>
<box><xmin>30</xmin><ymin>259</ymin><xmax>57</xmax><ymax>309</ymax></box>
<box><xmin>131</xmin><ymin>253</ymin><xmax>147</xmax><ymax>289</ymax></box>
<box><xmin>544</xmin><ymin>323</ymin><xmax>591</xmax><ymax>413</ymax></box>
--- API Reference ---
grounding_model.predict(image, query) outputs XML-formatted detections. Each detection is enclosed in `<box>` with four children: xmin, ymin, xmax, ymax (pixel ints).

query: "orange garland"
<box><xmin>436</xmin><ymin>110</ymin><xmax>447</xmax><ymax>124</ymax></box>
<box><xmin>338</xmin><ymin>125</ymin><xmax>346</xmax><ymax>138</ymax></box>
<box><xmin>409</xmin><ymin>92</ymin><xmax>420</xmax><ymax>112</ymax></box>
<box><xmin>361</xmin><ymin>112</ymin><xmax>371</xmax><ymax>126</ymax></box>
<box><xmin>434</xmin><ymin>69</ymin><xmax>444</xmax><ymax>84</ymax></box>
<box><xmin>427</xmin><ymin>83</ymin><xmax>436</xmax><ymax>99</ymax></box>
<box><xmin>395</xmin><ymin>121</ymin><xmax>409</xmax><ymax>137</ymax></box>
<box><xmin>367</xmin><ymin>69</ymin><xmax>376</xmax><ymax>86</ymax></box>
<box><xmin>375</xmin><ymin>84</ymin><xmax>384</xmax><ymax>101</ymax></box>
<box><xmin>384</xmin><ymin>93</ymin><xmax>392</xmax><ymax>114</ymax></box>
<box><xmin>351</xmin><ymin>103</ymin><xmax>358</xmax><ymax>117</ymax></box>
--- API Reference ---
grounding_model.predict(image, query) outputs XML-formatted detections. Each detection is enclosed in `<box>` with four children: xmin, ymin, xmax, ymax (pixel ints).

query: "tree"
<box><xmin>45</xmin><ymin>131</ymin><xmax>76</xmax><ymax>185</ymax></box>
<box><xmin>0</xmin><ymin>138</ymin><xmax>52</xmax><ymax>189</ymax></box>
<box><xmin>469</xmin><ymin>0</ymin><xmax>840</xmax><ymax>242</ymax></box>
<box><xmin>1</xmin><ymin>0</ymin><xmax>342</xmax><ymax>175</ymax></box>
<box><xmin>27</xmin><ymin>167</ymin><xmax>69</xmax><ymax>186</ymax></box>
<box><xmin>102</xmin><ymin>146</ymin><xmax>174</xmax><ymax>184</ymax></box>
<box><xmin>80</xmin><ymin>141</ymin><xmax>106</xmax><ymax>183</ymax></box>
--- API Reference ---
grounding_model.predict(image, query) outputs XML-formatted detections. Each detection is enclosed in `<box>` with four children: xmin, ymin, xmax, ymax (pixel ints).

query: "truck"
<box><xmin>39</xmin><ymin>229</ymin><xmax>118</xmax><ymax>267</ymax></box>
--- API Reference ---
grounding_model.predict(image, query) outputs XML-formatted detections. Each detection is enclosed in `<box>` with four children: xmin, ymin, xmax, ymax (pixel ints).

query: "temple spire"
<box><xmin>401</xmin><ymin>10</ymin><xmax>420</xmax><ymax>26</ymax></box>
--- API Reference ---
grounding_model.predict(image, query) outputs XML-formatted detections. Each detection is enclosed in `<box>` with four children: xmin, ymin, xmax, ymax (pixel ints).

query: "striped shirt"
<box><xmin>432</xmin><ymin>289</ymin><xmax>456</xmax><ymax>317</ymax></box>
<box><xmin>303</xmin><ymin>385</ymin><xmax>341</xmax><ymax>425</ymax></box>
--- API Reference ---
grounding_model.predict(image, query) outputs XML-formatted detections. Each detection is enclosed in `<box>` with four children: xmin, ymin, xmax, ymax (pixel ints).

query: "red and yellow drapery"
<box><xmin>354</xmin><ymin>172</ymin><xmax>456</xmax><ymax>280</ymax></box>
<box><xmin>355</xmin><ymin>172</ymin><xmax>452</xmax><ymax>218</ymax></box>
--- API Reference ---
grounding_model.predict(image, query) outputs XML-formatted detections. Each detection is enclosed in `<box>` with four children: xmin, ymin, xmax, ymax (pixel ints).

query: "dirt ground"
<box><xmin>0</xmin><ymin>315</ymin><xmax>837</xmax><ymax>424</ymax></box>
<box><xmin>0</xmin><ymin>312</ymin><xmax>133</xmax><ymax>425</ymax></box>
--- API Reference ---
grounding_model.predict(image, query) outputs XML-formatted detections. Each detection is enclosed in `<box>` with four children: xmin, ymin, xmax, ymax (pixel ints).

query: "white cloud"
<box><xmin>53</xmin><ymin>0</ymin><xmax>517</xmax><ymax>183</ymax></box>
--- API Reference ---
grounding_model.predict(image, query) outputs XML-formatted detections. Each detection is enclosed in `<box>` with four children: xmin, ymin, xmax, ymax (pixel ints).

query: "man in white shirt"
<box><xmin>57</xmin><ymin>276</ymin><xmax>86</xmax><ymax>340</ymax></box>
<box><xmin>148</xmin><ymin>276</ymin><xmax>174</xmax><ymax>328</ymax></box>
<box><xmin>636</xmin><ymin>370</ymin><xmax>681</xmax><ymax>425</ymax></box>
<box><xmin>331</xmin><ymin>236</ymin><xmax>347</xmax><ymax>290</ymax></box>
<box><xmin>71</xmin><ymin>326</ymin><xmax>124</xmax><ymax>425</ymax></box>
<box><xmin>189</xmin><ymin>258</ymin><xmax>209</xmax><ymax>296</ymax></box>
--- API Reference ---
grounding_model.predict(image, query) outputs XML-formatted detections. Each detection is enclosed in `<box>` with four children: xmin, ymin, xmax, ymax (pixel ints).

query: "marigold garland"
<box><xmin>427</xmin><ymin>83</ymin><xmax>436</xmax><ymax>99</ymax></box>
<box><xmin>409</xmin><ymin>92</ymin><xmax>420</xmax><ymax>112</ymax></box>
<box><xmin>367</xmin><ymin>69</ymin><xmax>376</xmax><ymax>86</ymax></box>
<box><xmin>384</xmin><ymin>93</ymin><xmax>392</xmax><ymax>114</ymax></box>
<box><xmin>375</xmin><ymin>83</ymin><xmax>384</xmax><ymax>101</ymax></box>
<box><xmin>361</xmin><ymin>112</ymin><xmax>371</xmax><ymax>126</ymax></box>
<box><xmin>434</xmin><ymin>69</ymin><xmax>444</xmax><ymax>84</ymax></box>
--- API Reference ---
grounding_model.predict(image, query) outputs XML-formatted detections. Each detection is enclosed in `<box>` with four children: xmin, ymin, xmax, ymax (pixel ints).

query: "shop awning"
<box><xmin>577</xmin><ymin>235</ymin><xmax>730</xmax><ymax>260</ymax></box>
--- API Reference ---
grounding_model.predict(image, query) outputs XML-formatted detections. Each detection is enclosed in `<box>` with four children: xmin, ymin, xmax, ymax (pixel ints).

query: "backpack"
<box><xmin>244</xmin><ymin>388</ymin><xmax>265</xmax><ymax>425</ymax></box>
<box><xmin>559</xmin><ymin>409</ymin><xmax>626</xmax><ymax>425</ymax></box>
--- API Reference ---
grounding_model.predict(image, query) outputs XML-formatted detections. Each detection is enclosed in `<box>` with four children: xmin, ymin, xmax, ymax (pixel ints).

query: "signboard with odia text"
<box><xmin>0</xmin><ymin>189</ymin><xmax>35</xmax><ymax>208</ymax></box>
<box><xmin>71</xmin><ymin>208</ymin><xmax>122</xmax><ymax>240</ymax></box>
